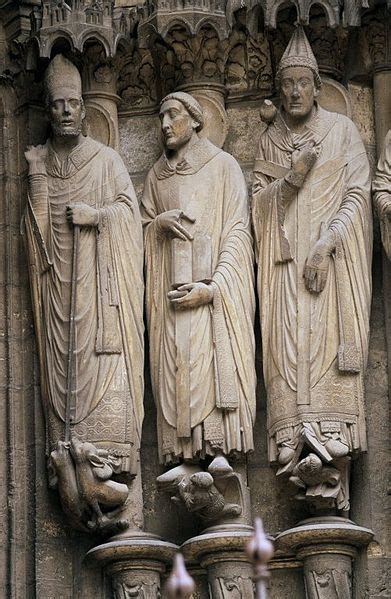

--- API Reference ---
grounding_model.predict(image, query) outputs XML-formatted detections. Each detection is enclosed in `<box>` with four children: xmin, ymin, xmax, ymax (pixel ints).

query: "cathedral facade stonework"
<box><xmin>0</xmin><ymin>1</ymin><xmax>389</xmax><ymax>598</ymax></box>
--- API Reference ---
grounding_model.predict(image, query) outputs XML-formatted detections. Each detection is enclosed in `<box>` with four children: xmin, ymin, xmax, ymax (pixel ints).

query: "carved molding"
<box><xmin>210</xmin><ymin>574</ymin><xmax>255</xmax><ymax>598</ymax></box>
<box><xmin>113</xmin><ymin>581</ymin><xmax>161</xmax><ymax>599</ymax></box>
<box><xmin>363</xmin><ymin>6</ymin><xmax>391</xmax><ymax>71</ymax></box>
<box><xmin>29</xmin><ymin>0</ymin><xmax>132</xmax><ymax>58</ymax></box>
<box><xmin>305</xmin><ymin>567</ymin><xmax>351</xmax><ymax>599</ymax></box>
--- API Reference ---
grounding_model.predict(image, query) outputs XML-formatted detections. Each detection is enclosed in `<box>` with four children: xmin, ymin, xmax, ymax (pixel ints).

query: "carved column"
<box><xmin>367</xmin><ymin>9</ymin><xmax>391</xmax><ymax>153</ymax></box>
<box><xmin>177</xmin><ymin>81</ymin><xmax>228</xmax><ymax>148</ymax></box>
<box><xmin>183</xmin><ymin>530</ymin><xmax>256</xmax><ymax>598</ymax></box>
<box><xmin>82</xmin><ymin>42</ymin><xmax>122</xmax><ymax>150</ymax></box>
<box><xmin>276</xmin><ymin>517</ymin><xmax>374</xmax><ymax>599</ymax></box>
<box><xmin>367</xmin><ymin>6</ymin><xmax>391</xmax><ymax>442</ymax></box>
<box><xmin>87</xmin><ymin>534</ymin><xmax>178</xmax><ymax>598</ymax></box>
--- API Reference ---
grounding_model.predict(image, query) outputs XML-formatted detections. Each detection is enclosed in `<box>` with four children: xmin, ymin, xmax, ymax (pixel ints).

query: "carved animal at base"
<box><xmin>69</xmin><ymin>438</ymin><xmax>129</xmax><ymax>530</ymax></box>
<box><xmin>49</xmin><ymin>438</ymin><xmax>130</xmax><ymax>532</ymax></box>
<box><xmin>49</xmin><ymin>440</ymin><xmax>88</xmax><ymax>532</ymax></box>
<box><xmin>289</xmin><ymin>453</ymin><xmax>345</xmax><ymax>510</ymax></box>
<box><xmin>176</xmin><ymin>471</ymin><xmax>241</xmax><ymax>523</ymax></box>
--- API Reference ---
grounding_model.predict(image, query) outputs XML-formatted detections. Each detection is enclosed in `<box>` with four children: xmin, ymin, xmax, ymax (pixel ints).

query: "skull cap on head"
<box><xmin>45</xmin><ymin>54</ymin><xmax>82</xmax><ymax>100</ymax></box>
<box><xmin>276</xmin><ymin>25</ymin><xmax>321</xmax><ymax>88</ymax></box>
<box><xmin>160</xmin><ymin>91</ymin><xmax>204</xmax><ymax>131</ymax></box>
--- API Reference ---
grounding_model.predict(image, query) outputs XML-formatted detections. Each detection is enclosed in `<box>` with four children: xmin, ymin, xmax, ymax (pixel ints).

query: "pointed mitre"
<box><xmin>45</xmin><ymin>55</ymin><xmax>82</xmax><ymax>100</ymax></box>
<box><xmin>277</xmin><ymin>25</ymin><xmax>321</xmax><ymax>87</ymax></box>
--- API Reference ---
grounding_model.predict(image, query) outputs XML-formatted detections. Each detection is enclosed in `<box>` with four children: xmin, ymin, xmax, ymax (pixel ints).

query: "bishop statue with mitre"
<box><xmin>252</xmin><ymin>27</ymin><xmax>372</xmax><ymax>511</ymax></box>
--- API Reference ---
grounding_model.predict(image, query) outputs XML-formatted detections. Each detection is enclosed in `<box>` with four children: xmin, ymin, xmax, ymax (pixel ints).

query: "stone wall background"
<box><xmin>0</xmin><ymin>2</ymin><xmax>390</xmax><ymax>598</ymax></box>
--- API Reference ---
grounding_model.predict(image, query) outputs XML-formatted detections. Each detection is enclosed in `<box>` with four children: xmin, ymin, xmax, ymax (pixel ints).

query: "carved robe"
<box><xmin>373</xmin><ymin>129</ymin><xmax>391</xmax><ymax>259</ymax></box>
<box><xmin>142</xmin><ymin>138</ymin><xmax>256</xmax><ymax>464</ymax></box>
<box><xmin>24</xmin><ymin>136</ymin><xmax>144</xmax><ymax>474</ymax></box>
<box><xmin>252</xmin><ymin>107</ymin><xmax>372</xmax><ymax>463</ymax></box>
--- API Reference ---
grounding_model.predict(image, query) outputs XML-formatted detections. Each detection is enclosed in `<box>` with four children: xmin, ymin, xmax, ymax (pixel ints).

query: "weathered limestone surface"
<box><xmin>0</xmin><ymin>1</ymin><xmax>390</xmax><ymax>598</ymax></box>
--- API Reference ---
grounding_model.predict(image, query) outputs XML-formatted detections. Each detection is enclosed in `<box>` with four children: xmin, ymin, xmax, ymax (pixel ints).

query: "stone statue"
<box><xmin>252</xmin><ymin>26</ymin><xmax>372</xmax><ymax>513</ymax></box>
<box><xmin>23</xmin><ymin>55</ymin><xmax>144</xmax><ymax>533</ymax></box>
<box><xmin>142</xmin><ymin>91</ymin><xmax>256</xmax><ymax>524</ymax></box>
<box><xmin>373</xmin><ymin>130</ymin><xmax>391</xmax><ymax>260</ymax></box>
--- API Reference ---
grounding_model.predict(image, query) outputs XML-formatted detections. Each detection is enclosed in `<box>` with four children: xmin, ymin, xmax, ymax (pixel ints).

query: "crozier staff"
<box><xmin>24</xmin><ymin>55</ymin><xmax>144</xmax><ymax>478</ymax></box>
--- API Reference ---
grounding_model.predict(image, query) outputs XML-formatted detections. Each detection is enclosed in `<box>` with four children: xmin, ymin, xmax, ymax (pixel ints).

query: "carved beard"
<box><xmin>51</xmin><ymin>122</ymin><xmax>83</xmax><ymax>137</ymax></box>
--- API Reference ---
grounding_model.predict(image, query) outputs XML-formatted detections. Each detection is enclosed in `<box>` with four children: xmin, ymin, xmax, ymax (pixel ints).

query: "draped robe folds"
<box><xmin>142</xmin><ymin>138</ymin><xmax>256</xmax><ymax>464</ymax></box>
<box><xmin>24</xmin><ymin>136</ymin><xmax>144</xmax><ymax>475</ymax></box>
<box><xmin>252</xmin><ymin>107</ymin><xmax>372</xmax><ymax>464</ymax></box>
<box><xmin>372</xmin><ymin>129</ymin><xmax>391</xmax><ymax>260</ymax></box>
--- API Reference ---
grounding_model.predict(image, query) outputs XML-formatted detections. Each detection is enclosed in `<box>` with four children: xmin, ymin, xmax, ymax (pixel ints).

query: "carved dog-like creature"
<box><xmin>69</xmin><ymin>438</ymin><xmax>129</xmax><ymax>529</ymax></box>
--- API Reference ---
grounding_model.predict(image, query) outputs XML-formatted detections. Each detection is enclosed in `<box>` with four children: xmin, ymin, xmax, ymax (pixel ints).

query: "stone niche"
<box><xmin>0</xmin><ymin>1</ymin><xmax>390</xmax><ymax>599</ymax></box>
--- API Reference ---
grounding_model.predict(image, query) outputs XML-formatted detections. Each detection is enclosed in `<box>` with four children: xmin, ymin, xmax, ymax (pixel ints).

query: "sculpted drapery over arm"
<box><xmin>373</xmin><ymin>130</ymin><xmax>391</xmax><ymax>259</ymax></box>
<box><xmin>253</xmin><ymin>114</ymin><xmax>371</xmax><ymax>388</ymax></box>
<box><xmin>142</xmin><ymin>143</ymin><xmax>256</xmax><ymax>463</ymax></box>
<box><xmin>23</xmin><ymin>55</ymin><xmax>144</xmax><ymax>533</ymax></box>
<box><xmin>143</xmin><ymin>91</ymin><xmax>256</xmax><ymax>528</ymax></box>
<box><xmin>25</xmin><ymin>145</ymin><xmax>144</xmax><ymax>433</ymax></box>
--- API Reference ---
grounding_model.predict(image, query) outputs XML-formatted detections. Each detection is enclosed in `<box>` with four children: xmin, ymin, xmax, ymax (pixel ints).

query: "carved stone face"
<box><xmin>159</xmin><ymin>99</ymin><xmax>199</xmax><ymax>150</ymax></box>
<box><xmin>280</xmin><ymin>66</ymin><xmax>319</xmax><ymax>121</ymax></box>
<box><xmin>49</xmin><ymin>91</ymin><xmax>85</xmax><ymax>137</ymax></box>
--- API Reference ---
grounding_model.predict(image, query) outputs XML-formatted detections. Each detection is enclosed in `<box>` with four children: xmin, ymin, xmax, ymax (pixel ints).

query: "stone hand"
<box><xmin>66</xmin><ymin>203</ymin><xmax>99</xmax><ymax>227</ymax></box>
<box><xmin>156</xmin><ymin>209</ymin><xmax>195</xmax><ymax>241</ymax></box>
<box><xmin>168</xmin><ymin>282</ymin><xmax>213</xmax><ymax>310</ymax></box>
<box><xmin>291</xmin><ymin>141</ymin><xmax>318</xmax><ymax>179</ymax></box>
<box><xmin>303</xmin><ymin>231</ymin><xmax>336</xmax><ymax>293</ymax></box>
<box><xmin>25</xmin><ymin>144</ymin><xmax>48</xmax><ymax>174</ymax></box>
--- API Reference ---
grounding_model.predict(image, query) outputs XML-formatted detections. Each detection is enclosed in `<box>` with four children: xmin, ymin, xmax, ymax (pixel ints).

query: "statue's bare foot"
<box><xmin>157</xmin><ymin>463</ymin><xmax>200</xmax><ymax>492</ymax></box>
<box><xmin>324</xmin><ymin>439</ymin><xmax>349</xmax><ymax>458</ymax></box>
<box><xmin>88</xmin><ymin>515</ymin><xmax>129</xmax><ymax>534</ymax></box>
<box><xmin>222</xmin><ymin>502</ymin><xmax>242</xmax><ymax>518</ymax></box>
<box><xmin>278</xmin><ymin>446</ymin><xmax>295</xmax><ymax>465</ymax></box>
<box><xmin>208</xmin><ymin>455</ymin><xmax>233</xmax><ymax>478</ymax></box>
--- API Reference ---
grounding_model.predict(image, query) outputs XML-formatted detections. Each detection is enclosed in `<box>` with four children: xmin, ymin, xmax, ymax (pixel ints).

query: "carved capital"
<box><xmin>112</xmin><ymin>577</ymin><xmax>161</xmax><ymax>599</ymax></box>
<box><xmin>117</xmin><ymin>41</ymin><xmax>158</xmax><ymax>113</ymax></box>
<box><xmin>364</xmin><ymin>7</ymin><xmax>391</xmax><ymax>72</ymax></box>
<box><xmin>131</xmin><ymin>5</ymin><xmax>273</xmax><ymax>104</ymax></box>
<box><xmin>225</xmin><ymin>9</ymin><xmax>273</xmax><ymax>101</ymax></box>
<box><xmin>183</xmin><ymin>531</ymin><xmax>258</xmax><ymax>599</ymax></box>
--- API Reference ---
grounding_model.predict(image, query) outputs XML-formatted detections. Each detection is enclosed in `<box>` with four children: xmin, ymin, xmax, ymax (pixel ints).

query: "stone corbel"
<box><xmin>157</xmin><ymin>460</ymin><xmax>251</xmax><ymax>530</ymax></box>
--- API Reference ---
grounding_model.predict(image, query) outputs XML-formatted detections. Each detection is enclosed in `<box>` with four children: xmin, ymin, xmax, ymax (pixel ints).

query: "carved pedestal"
<box><xmin>87</xmin><ymin>531</ymin><xmax>178</xmax><ymax>598</ymax></box>
<box><xmin>276</xmin><ymin>517</ymin><xmax>374</xmax><ymax>599</ymax></box>
<box><xmin>182</xmin><ymin>527</ymin><xmax>256</xmax><ymax>598</ymax></box>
